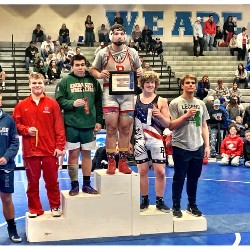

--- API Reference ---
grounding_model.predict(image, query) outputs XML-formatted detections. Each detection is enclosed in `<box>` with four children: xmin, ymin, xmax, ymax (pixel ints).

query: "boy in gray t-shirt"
<box><xmin>169</xmin><ymin>74</ymin><xmax>210</xmax><ymax>218</ymax></box>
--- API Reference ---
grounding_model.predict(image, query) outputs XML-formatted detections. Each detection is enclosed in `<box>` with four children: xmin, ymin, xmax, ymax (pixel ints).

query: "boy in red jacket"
<box><xmin>219</xmin><ymin>123</ymin><xmax>243</xmax><ymax>166</ymax></box>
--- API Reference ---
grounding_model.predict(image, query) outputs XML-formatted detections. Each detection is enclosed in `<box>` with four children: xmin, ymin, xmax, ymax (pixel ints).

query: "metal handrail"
<box><xmin>160</xmin><ymin>54</ymin><xmax>163</xmax><ymax>77</ymax></box>
<box><xmin>11</xmin><ymin>34</ymin><xmax>14</xmax><ymax>57</ymax></box>
<box><xmin>13</xmin><ymin>44</ymin><xmax>19</xmax><ymax>104</ymax></box>
<box><xmin>177</xmin><ymin>78</ymin><xmax>181</xmax><ymax>95</ymax></box>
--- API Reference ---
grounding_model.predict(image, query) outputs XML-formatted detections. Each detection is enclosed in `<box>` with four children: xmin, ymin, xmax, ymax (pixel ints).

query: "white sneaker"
<box><xmin>28</xmin><ymin>212</ymin><xmax>38</xmax><ymax>218</ymax></box>
<box><xmin>51</xmin><ymin>208</ymin><xmax>61</xmax><ymax>217</ymax></box>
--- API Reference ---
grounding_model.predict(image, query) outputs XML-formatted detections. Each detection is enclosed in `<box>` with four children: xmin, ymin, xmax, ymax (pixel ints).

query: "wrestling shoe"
<box><xmin>118</xmin><ymin>158</ymin><xmax>132</xmax><ymax>174</ymax></box>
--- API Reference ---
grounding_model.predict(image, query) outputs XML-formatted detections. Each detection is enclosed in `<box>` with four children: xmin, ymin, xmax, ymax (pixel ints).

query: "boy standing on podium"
<box><xmin>13</xmin><ymin>73</ymin><xmax>66</xmax><ymax>218</ymax></box>
<box><xmin>169</xmin><ymin>74</ymin><xmax>210</xmax><ymax>218</ymax></box>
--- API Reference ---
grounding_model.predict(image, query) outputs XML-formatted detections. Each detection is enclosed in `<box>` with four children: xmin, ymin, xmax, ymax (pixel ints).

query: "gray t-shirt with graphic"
<box><xmin>169</xmin><ymin>96</ymin><xmax>210</xmax><ymax>151</ymax></box>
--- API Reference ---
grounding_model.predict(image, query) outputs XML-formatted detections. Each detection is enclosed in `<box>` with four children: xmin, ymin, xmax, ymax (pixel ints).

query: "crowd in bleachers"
<box><xmin>195</xmin><ymin>73</ymin><xmax>250</xmax><ymax>166</ymax></box>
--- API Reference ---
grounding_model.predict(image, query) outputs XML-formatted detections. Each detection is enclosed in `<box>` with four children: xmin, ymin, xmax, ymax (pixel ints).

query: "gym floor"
<box><xmin>0</xmin><ymin>162</ymin><xmax>250</xmax><ymax>246</ymax></box>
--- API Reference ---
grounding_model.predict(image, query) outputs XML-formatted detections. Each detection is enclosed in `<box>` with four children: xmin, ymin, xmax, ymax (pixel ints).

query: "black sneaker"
<box><xmin>7</xmin><ymin>226</ymin><xmax>22</xmax><ymax>243</ymax></box>
<box><xmin>186</xmin><ymin>204</ymin><xmax>202</xmax><ymax>217</ymax></box>
<box><xmin>82</xmin><ymin>185</ymin><xmax>98</xmax><ymax>194</ymax></box>
<box><xmin>156</xmin><ymin>199</ymin><xmax>171</xmax><ymax>213</ymax></box>
<box><xmin>172</xmin><ymin>206</ymin><xmax>183</xmax><ymax>218</ymax></box>
<box><xmin>140</xmin><ymin>198</ymin><xmax>149</xmax><ymax>212</ymax></box>
<box><xmin>69</xmin><ymin>181</ymin><xmax>79</xmax><ymax>196</ymax></box>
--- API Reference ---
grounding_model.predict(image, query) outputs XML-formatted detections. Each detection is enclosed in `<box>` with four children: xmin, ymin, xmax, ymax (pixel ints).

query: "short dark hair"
<box><xmin>71</xmin><ymin>54</ymin><xmax>87</xmax><ymax>66</ymax></box>
<box><xmin>228</xmin><ymin>123</ymin><xmax>238</xmax><ymax>132</ymax></box>
<box><xmin>110</xmin><ymin>24</ymin><xmax>126</xmax><ymax>33</ymax></box>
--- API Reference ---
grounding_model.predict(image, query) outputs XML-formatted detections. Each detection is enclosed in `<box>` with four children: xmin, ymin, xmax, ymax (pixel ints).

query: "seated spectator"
<box><xmin>229</xmin><ymin>82</ymin><xmax>242</xmax><ymax>102</ymax></box>
<box><xmin>207</xmin><ymin>99</ymin><xmax>226</xmax><ymax>158</ymax></box>
<box><xmin>235</xmin><ymin>115</ymin><xmax>246</xmax><ymax>137</ymax></box>
<box><xmin>47</xmin><ymin>59</ymin><xmax>61</xmax><ymax>85</ymax></box>
<box><xmin>227</xmin><ymin>96</ymin><xmax>244</xmax><ymax>122</ymax></box>
<box><xmin>98</xmin><ymin>24</ymin><xmax>109</xmax><ymax>44</ymax></box>
<box><xmin>213</xmin><ymin>25</ymin><xmax>223</xmax><ymax>47</ymax></box>
<box><xmin>142</xmin><ymin>62</ymin><xmax>152</xmax><ymax>73</ymax></box>
<box><xmin>229</xmin><ymin>33</ymin><xmax>238</xmax><ymax>56</ymax></box>
<box><xmin>56</xmin><ymin>47</ymin><xmax>67</xmax><ymax>70</ymax></box>
<box><xmin>129</xmin><ymin>40</ymin><xmax>139</xmax><ymax>51</ymax></box>
<box><xmin>0</xmin><ymin>64</ymin><xmax>6</xmax><ymax>90</ymax></box>
<box><xmin>132</xmin><ymin>24</ymin><xmax>143</xmax><ymax>50</ymax></box>
<box><xmin>33</xmin><ymin>51</ymin><xmax>44</xmax><ymax>67</ymax></box>
<box><xmin>75</xmin><ymin>46</ymin><xmax>83</xmax><ymax>56</ymax></box>
<box><xmin>214</xmin><ymin>79</ymin><xmax>229</xmax><ymax>99</ymax></box>
<box><xmin>25</xmin><ymin>41</ymin><xmax>39</xmax><ymax>72</ymax></box>
<box><xmin>41</xmin><ymin>36</ymin><xmax>55</xmax><ymax>59</ymax></box>
<box><xmin>61</xmin><ymin>47</ymin><xmax>74</xmax><ymax>73</ymax></box>
<box><xmin>243</xmin><ymin>130</ymin><xmax>250</xmax><ymax>167</ymax></box>
<box><xmin>54</xmin><ymin>40</ymin><xmax>61</xmax><ymax>54</ymax></box>
<box><xmin>152</xmin><ymin>37</ymin><xmax>163</xmax><ymax>55</ymax></box>
<box><xmin>234</xmin><ymin>63</ymin><xmax>249</xmax><ymax>89</ymax></box>
<box><xmin>33</xmin><ymin>59</ymin><xmax>48</xmax><ymax>79</ymax></box>
<box><xmin>45</xmin><ymin>53</ymin><xmax>56</xmax><ymax>68</ymax></box>
<box><xmin>196</xmin><ymin>75</ymin><xmax>210</xmax><ymax>100</ymax></box>
<box><xmin>219</xmin><ymin>124</ymin><xmax>243</xmax><ymax>166</ymax></box>
<box><xmin>59</xmin><ymin>23</ymin><xmax>70</xmax><ymax>45</ymax></box>
<box><xmin>32</xmin><ymin>24</ymin><xmax>45</xmax><ymax>43</ymax></box>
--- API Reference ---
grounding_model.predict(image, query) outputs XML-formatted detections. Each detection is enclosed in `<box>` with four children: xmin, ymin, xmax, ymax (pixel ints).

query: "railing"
<box><xmin>11</xmin><ymin>34</ymin><xmax>14</xmax><ymax>57</ymax></box>
<box><xmin>159</xmin><ymin>54</ymin><xmax>164</xmax><ymax>77</ymax></box>
<box><xmin>177</xmin><ymin>77</ymin><xmax>181</xmax><ymax>95</ymax></box>
<box><xmin>11</xmin><ymin>36</ymin><xmax>20</xmax><ymax>105</ymax></box>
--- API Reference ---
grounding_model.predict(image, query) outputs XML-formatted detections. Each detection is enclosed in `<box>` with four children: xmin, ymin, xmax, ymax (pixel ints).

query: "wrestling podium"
<box><xmin>26</xmin><ymin>169</ymin><xmax>207</xmax><ymax>242</ymax></box>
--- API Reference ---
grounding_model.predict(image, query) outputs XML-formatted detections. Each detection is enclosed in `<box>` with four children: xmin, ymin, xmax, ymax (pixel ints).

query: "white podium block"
<box><xmin>136</xmin><ymin>205</ymin><xmax>173</xmax><ymax>234</ymax></box>
<box><xmin>26</xmin><ymin>211</ymin><xmax>66</xmax><ymax>242</ymax></box>
<box><xmin>94</xmin><ymin>169</ymin><xmax>135</xmax><ymax>196</ymax></box>
<box><xmin>173</xmin><ymin>211</ymin><xmax>207</xmax><ymax>232</ymax></box>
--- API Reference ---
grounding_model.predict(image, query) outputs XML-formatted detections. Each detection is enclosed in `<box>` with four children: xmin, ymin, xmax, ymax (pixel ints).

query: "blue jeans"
<box><xmin>85</xmin><ymin>31</ymin><xmax>94</xmax><ymax>47</ymax></box>
<box><xmin>172</xmin><ymin>146</ymin><xmax>203</xmax><ymax>208</ymax></box>
<box><xmin>59</xmin><ymin>36</ymin><xmax>70</xmax><ymax>45</ymax></box>
<box><xmin>210</xmin><ymin>127</ymin><xmax>224</xmax><ymax>155</ymax></box>
<box><xmin>25</xmin><ymin>57</ymin><xmax>32</xmax><ymax>70</ymax></box>
<box><xmin>204</xmin><ymin>35</ymin><xmax>215</xmax><ymax>51</ymax></box>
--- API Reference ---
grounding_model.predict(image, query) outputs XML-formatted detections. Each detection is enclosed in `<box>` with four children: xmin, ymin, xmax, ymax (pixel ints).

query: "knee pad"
<box><xmin>67</xmin><ymin>164</ymin><xmax>79</xmax><ymax>181</ymax></box>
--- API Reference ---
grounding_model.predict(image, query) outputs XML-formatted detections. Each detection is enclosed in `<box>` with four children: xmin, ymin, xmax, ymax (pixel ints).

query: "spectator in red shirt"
<box><xmin>203</xmin><ymin>14</ymin><xmax>216</xmax><ymax>51</ymax></box>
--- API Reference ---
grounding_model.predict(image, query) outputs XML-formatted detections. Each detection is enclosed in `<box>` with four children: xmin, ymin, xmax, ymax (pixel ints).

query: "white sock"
<box><xmin>2</xmin><ymin>82</ymin><xmax>5</xmax><ymax>86</ymax></box>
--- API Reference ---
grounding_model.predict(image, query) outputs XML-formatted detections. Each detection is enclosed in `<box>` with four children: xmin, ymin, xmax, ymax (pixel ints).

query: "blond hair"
<box><xmin>139</xmin><ymin>71</ymin><xmax>160</xmax><ymax>90</ymax></box>
<box><xmin>181</xmin><ymin>74</ymin><xmax>197</xmax><ymax>85</ymax></box>
<box><xmin>28</xmin><ymin>72</ymin><xmax>45</xmax><ymax>82</ymax></box>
